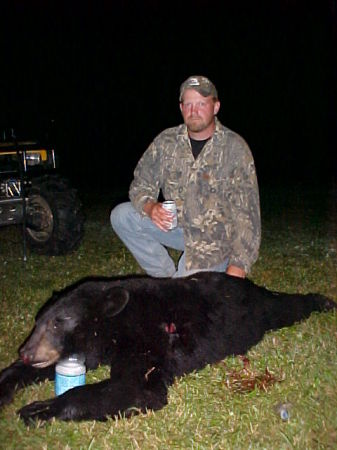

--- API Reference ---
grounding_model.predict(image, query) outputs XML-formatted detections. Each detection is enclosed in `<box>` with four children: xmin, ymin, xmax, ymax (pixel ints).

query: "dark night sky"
<box><xmin>0</xmin><ymin>0</ymin><xmax>336</xmax><ymax>191</ymax></box>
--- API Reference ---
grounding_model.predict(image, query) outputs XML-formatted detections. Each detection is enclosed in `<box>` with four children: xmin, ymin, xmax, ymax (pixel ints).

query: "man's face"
<box><xmin>180</xmin><ymin>89</ymin><xmax>220</xmax><ymax>135</ymax></box>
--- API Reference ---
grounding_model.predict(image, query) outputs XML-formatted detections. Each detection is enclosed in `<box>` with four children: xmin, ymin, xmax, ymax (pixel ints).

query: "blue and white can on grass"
<box><xmin>55</xmin><ymin>355</ymin><xmax>86</xmax><ymax>396</ymax></box>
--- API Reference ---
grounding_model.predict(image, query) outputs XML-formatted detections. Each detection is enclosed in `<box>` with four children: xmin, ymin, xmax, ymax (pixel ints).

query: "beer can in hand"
<box><xmin>162</xmin><ymin>200</ymin><xmax>178</xmax><ymax>229</ymax></box>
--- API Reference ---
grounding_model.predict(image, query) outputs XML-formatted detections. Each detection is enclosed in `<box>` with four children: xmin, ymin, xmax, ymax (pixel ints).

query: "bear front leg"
<box><xmin>18</xmin><ymin>375</ymin><xmax>168</xmax><ymax>424</ymax></box>
<box><xmin>0</xmin><ymin>360</ymin><xmax>54</xmax><ymax>409</ymax></box>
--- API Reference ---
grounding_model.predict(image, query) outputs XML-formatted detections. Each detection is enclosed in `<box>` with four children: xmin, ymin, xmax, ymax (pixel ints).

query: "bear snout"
<box><xmin>19</xmin><ymin>349</ymin><xmax>32</xmax><ymax>365</ymax></box>
<box><xmin>19</xmin><ymin>335</ymin><xmax>61</xmax><ymax>368</ymax></box>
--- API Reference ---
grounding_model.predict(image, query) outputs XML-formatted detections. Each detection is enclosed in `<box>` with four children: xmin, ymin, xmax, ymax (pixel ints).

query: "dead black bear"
<box><xmin>0</xmin><ymin>272</ymin><xmax>335</xmax><ymax>424</ymax></box>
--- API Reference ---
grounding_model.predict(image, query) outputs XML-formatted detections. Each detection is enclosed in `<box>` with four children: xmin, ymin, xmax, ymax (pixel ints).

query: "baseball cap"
<box><xmin>179</xmin><ymin>75</ymin><xmax>218</xmax><ymax>101</ymax></box>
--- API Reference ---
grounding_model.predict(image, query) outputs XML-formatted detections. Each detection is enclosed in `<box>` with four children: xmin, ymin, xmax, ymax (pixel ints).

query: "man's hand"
<box><xmin>226</xmin><ymin>265</ymin><xmax>246</xmax><ymax>278</ymax></box>
<box><xmin>143</xmin><ymin>201</ymin><xmax>174</xmax><ymax>232</ymax></box>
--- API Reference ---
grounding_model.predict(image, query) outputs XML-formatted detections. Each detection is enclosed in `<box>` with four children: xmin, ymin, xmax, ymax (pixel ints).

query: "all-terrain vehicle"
<box><xmin>0</xmin><ymin>129</ymin><xmax>84</xmax><ymax>256</ymax></box>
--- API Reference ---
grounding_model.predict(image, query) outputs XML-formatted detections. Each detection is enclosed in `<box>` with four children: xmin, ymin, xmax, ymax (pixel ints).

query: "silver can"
<box><xmin>162</xmin><ymin>200</ymin><xmax>177</xmax><ymax>229</ymax></box>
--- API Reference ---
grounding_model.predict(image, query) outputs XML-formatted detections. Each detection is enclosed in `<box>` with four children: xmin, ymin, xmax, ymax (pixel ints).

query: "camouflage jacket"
<box><xmin>129</xmin><ymin>118</ymin><xmax>261</xmax><ymax>273</ymax></box>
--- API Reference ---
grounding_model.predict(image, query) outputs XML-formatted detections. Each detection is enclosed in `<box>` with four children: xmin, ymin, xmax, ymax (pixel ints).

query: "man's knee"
<box><xmin>110</xmin><ymin>202</ymin><xmax>134</xmax><ymax>232</ymax></box>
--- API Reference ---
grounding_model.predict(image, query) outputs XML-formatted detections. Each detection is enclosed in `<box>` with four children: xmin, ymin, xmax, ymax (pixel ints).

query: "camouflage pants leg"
<box><xmin>174</xmin><ymin>253</ymin><xmax>229</xmax><ymax>277</ymax></box>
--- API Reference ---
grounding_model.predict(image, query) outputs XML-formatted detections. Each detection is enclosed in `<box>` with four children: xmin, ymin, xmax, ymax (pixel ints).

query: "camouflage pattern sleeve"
<box><xmin>129</xmin><ymin>141</ymin><xmax>161</xmax><ymax>215</ymax></box>
<box><xmin>226</xmin><ymin>137</ymin><xmax>261</xmax><ymax>273</ymax></box>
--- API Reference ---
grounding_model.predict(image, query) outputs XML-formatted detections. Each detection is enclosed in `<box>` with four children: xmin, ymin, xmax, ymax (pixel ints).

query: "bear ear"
<box><xmin>102</xmin><ymin>287</ymin><xmax>130</xmax><ymax>317</ymax></box>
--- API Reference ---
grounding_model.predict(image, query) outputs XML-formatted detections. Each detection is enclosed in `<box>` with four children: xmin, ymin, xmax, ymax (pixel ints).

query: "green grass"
<box><xmin>0</xmin><ymin>185</ymin><xmax>336</xmax><ymax>449</ymax></box>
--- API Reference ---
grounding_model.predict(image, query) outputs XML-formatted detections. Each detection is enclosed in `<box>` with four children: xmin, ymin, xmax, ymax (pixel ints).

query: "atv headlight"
<box><xmin>25</xmin><ymin>153</ymin><xmax>41</xmax><ymax>165</ymax></box>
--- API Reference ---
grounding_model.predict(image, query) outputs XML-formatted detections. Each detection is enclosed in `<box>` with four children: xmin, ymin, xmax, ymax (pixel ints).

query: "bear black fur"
<box><xmin>0</xmin><ymin>272</ymin><xmax>335</xmax><ymax>424</ymax></box>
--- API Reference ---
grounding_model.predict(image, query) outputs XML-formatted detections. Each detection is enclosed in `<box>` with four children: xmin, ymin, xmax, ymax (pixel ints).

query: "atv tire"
<box><xmin>25</xmin><ymin>175</ymin><xmax>84</xmax><ymax>255</ymax></box>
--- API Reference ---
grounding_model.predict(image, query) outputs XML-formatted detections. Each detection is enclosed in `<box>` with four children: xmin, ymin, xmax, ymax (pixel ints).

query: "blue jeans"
<box><xmin>110</xmin><ymin>202</ymin><xmax>228</xmax><ymax>278</ymax></box>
